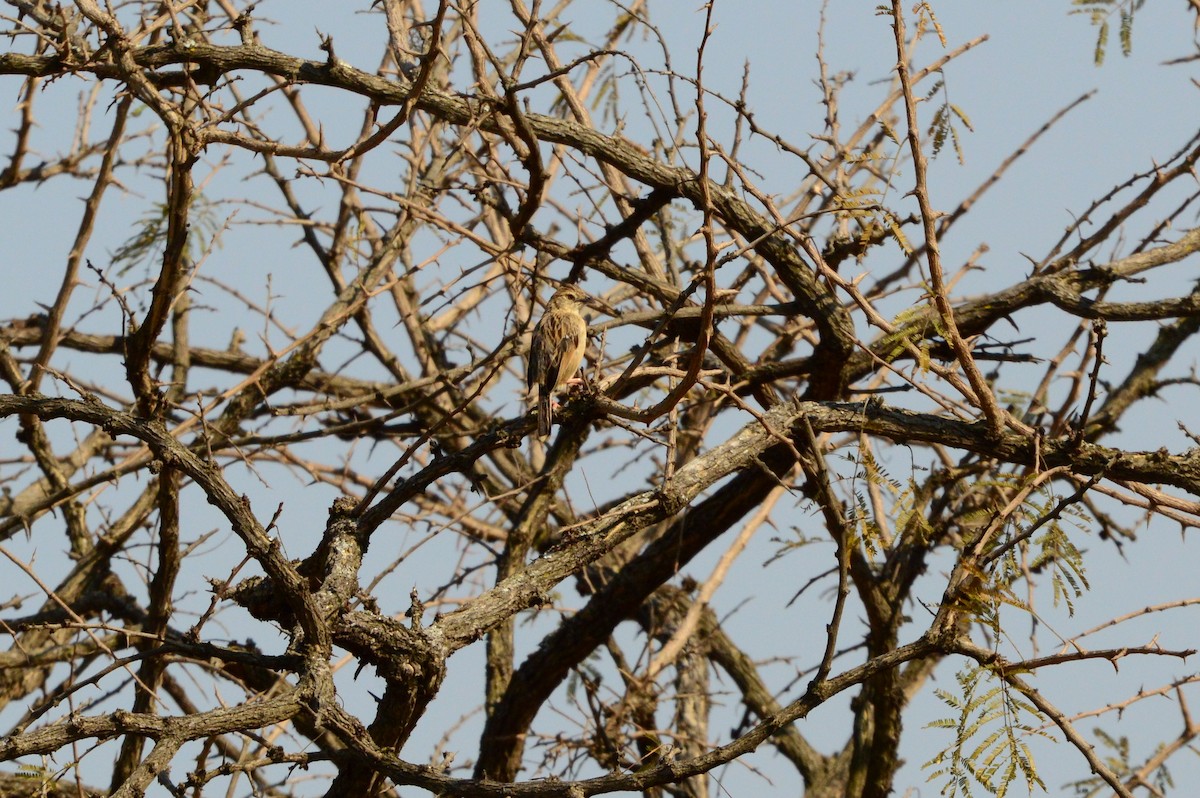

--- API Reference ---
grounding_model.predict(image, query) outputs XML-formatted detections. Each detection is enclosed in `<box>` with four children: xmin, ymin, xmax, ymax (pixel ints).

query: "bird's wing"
<box><xmin>527</xmin><ymin>321</ymin><xmax>545</xmax><ymax>391</ymax></box>
<box><xmin>559</xmin><ymin>313</ymin><xmax>587</xmax><ymax>383</ymax></box>
<box><xmin>548</xmin><ymin>313</ymin><xmax>587</xmax><ymax>391</ymax></box>
<box><xmin>532</xmin><ymin>313</ymin><xmax>567</xmax><ymax>392</ymax></box>
<box><xmin>539</xmin><ymin>314</ymin><xmax>568</xmax><ymax>392</ymax></box>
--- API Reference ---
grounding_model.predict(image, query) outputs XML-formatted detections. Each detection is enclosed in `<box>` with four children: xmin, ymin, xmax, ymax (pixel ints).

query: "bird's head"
<box><xmin>545</xmin><ymin>284</ymin><xmax>587</xmax><ymax>312</ymax></box>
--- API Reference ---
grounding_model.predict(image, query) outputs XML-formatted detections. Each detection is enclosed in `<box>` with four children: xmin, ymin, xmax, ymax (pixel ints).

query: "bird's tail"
<box><xmin>538</xmin><ymin>391</ymin><xmax>552</xmax><ymax>437</ymax></box>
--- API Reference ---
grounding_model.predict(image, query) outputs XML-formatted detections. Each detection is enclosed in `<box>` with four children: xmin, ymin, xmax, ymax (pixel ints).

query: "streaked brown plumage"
<box><xmin>528</xmin><ymin>285</ymin><xmax>588</xmax><ymax>437</ymax></box>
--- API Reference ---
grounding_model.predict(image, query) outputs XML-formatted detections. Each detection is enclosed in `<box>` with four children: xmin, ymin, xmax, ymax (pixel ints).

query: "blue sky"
<box><xmin>1</xmin><ymin>1</ymin><xmax>1199</xmax><ymax>795</ymax></box>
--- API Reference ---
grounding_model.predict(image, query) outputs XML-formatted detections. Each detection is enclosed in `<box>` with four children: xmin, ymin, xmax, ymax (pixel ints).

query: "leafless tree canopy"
<box><xmin>1</xmin><ymin>1</ymin><xmax>1200</xmax><ymax>797</ymax></box>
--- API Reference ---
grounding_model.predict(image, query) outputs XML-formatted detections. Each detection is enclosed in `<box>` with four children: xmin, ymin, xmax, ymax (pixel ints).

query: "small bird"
<box><xmin>527</xmin><ymin>284</ymin><xmax>588</xmax><ymax>437</ymax></box>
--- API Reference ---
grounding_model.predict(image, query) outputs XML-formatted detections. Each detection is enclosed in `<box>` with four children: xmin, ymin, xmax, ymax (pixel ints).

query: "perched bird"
<box><xmin>527</xmin><ymin>284</ymin><xmax>588</xmax><ymax>437</ymax></box>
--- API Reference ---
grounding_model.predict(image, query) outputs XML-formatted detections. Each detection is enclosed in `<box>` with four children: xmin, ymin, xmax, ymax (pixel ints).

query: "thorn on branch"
<box><xmin>318</xmin><ymin>31</ymin><xmax>344</xmax><ymax>72</ymax></box>
<box><xmin>408</xmin><ymin>587</ymin><xmax>425</xmax><ymax>629</ymax></box>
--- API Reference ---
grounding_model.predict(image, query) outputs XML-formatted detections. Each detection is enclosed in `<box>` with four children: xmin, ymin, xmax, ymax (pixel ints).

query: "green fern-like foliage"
<box><xmin>16</xmin><ymin>761</ymin><xmax>55</xmax><ymax>782</ymax></box>
<box><xmin>1070</xmin><ymin>0</ymin><xmax>1145</xmax><ymax>65</ymax></box>
<box><xmin>923</xmin><ymin>473</ymin><xmax>1096</xmax><ymax>795</ymax></box>
<box><xmin>1065</xmin><ymin>728</ymin><xmax>1174</xmax><ymax>796</ymax></box>
<box><xmin>5</xmin><ymin>760</ymin><xmax>102</xmax><ymax>798</ymax></box>
<box><xmin>1032</xmin><ymin>517</ymin><xmax>1089</xmax><ymax>615</ymax></box>
<box><xmin>924</xmin><ymin>664</ymin><xmax>1052</xmax><ymax>797</ymax></box>
<box><xmin>875</xmin><ymin>304</ymin><xmax>936</xmax><ymax>365</ymax></box>
<box><xmin>111</xmin><ymin>191</ymin><xmax>223</xmax><ymax>275</ymax></box>
<box><xmin>825</xmin><ymin>184</ymin><xmax>914</xmax><ymax>256</ymax></box>
<box><xmin>845</xmin><ymin>445</ymin><xmax>903</xmax><ymax>559</ymax></box>
<box><xmin>989</xmin><ymin>475</ymin><xmax>1091</xmax><ymax>616</ymax></box>
<box><xmin>928</xmin><ymin>100</ymin><xmax>973</xmax><ymax>165</ymax></box>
